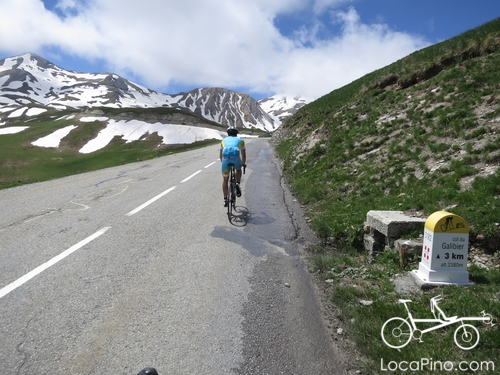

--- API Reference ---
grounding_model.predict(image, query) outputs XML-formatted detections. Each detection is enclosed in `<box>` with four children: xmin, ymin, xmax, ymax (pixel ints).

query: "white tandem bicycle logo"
<box><xmin>381</xmin><ymin>295</ymin><xmax>495</xmax><ymax>350</ymax></box>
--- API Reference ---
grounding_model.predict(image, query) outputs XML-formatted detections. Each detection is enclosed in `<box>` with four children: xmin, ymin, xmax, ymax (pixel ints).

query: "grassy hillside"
<box><xmin>0</xmin><ymin>107</ymin><xmax>269</xmax><ymax>189</ymax></box>
<box><xmin>275</xmin><ymin>17</ymin><xmax>500</xmax><ymax>249</ymax></box>
<box><xmin>274</xmin><ymin>18</ymin><xmax>500</xmax><ymax>373</ymax></box>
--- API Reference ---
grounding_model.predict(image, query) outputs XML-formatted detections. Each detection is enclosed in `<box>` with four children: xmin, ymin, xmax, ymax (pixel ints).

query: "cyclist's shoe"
<box><xmin>223</xmin><ymin>198</ymin><xmax>228</xmax><ymax>207</ymax></box>
<box><xmin>236</xmin><ymin>183</ymin><xmax>242</xmax><ymax>197</ymax></box>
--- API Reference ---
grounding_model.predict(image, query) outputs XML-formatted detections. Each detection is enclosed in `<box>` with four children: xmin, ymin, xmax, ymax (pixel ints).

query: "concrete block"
<box><xmin>366</xmin><ymin>210</ymin><xmax>426</xmax><ymax>238</ymax></box>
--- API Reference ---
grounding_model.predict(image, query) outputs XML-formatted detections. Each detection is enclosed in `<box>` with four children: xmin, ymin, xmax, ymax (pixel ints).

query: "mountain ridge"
<box><xmin>170</xmin><ymin>87</ymin><xmax>276</xmax><ymax>131</ymax></box>
<box><xmin>0</xmin><ymin>53</ymin><xmax>310</xmax><ymax>131</ymax></box>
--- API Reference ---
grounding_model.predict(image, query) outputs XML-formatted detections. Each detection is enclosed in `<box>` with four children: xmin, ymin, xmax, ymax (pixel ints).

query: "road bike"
<box><xmin>227</xmin><ymin>163</ymin><xmax>245</xmax><ymax>217</ymax></box>
<box><xmin>381</xmin><ymin>295</ymin><xmax>494</xmax><ymax>350</ymax></box>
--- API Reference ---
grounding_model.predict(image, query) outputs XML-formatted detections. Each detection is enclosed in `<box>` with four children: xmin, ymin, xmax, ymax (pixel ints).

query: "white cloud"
<box><xmin>312</xmin><ymin>0</ymin><xmax>354</xmax><ymax>15</ymax></box>
<box><xmin>271</xmin><ymin>7</ymin><xmax>429</xmax><ymax>97</ymax></box>
<box><xmin>54</xmin><ymin>0</ymin><xmax>84</xmax><ymax>14</ymax></box>
<box><xmin>0</xmin><ymin>0</ymin><xmax>59</xmax><ymax>51</ymax></box>
<box><xmin>0</xmin><ymin>0</ymin><xmax>429</xmax><ymax>99</ymax></box>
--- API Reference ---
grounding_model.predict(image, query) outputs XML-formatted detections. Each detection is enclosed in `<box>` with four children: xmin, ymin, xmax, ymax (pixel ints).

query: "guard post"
<box><xmin>413</xmin><ymin>211</ymin><xmax>472</xmax><ymax>285</ymax></box>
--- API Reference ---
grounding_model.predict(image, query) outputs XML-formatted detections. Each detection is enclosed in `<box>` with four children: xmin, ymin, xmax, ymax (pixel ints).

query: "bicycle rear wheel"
<box><xmin>381</xmin><ymin>317</ymin><xmax>413</xmax><ymax>349</ymax></box>
<box><xmin>227</xmin><ymin>166</ymin><xmax>236</xmax><ymax>217</ymax></box>
<box><xmin>227</xmin><ymin>185</ymin><xmax>232</xmax><ymax>216</ymax></box>
<box><xmin>230</xmin><ymin>182</ymin><xmax>236</xmax><ymax>213</ymax></box>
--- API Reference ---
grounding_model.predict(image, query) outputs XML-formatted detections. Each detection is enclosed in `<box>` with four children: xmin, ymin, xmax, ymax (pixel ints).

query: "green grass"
<box><xmin>0</xmin><ymin>113</ymin><xmax>220</xmax><ymax>189</ymax></box>
<box><xmin>276</xmin><ymin>18</ymin><xmax>500</xmax><ymax>246</ymax></box>
<box><xmin>276</xmin><ymin>17</ymin><xmax>500</xmax><ymax>373</ymax></box>
<box><xmin>308</xmin><ymin>246</ymin><xmax>500</xmax><ymax>374</ymax></box>
<box><xmin>0</xmin><ymin>104</ymin><xmax>270</xmax><ymax>189</ymax></box>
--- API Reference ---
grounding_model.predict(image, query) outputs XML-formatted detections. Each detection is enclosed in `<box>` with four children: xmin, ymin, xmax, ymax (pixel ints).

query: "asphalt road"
<box><xmin>0</xmin><ymin>138</ymin><xmax>344</xmax><ymax>375</ymax></box>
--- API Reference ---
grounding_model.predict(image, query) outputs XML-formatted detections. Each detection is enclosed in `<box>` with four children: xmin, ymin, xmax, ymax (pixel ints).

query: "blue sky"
<box><xmin>0</xmin><ymin>0</ymin><xmax>499</xmax><ymax>100</ymax></box>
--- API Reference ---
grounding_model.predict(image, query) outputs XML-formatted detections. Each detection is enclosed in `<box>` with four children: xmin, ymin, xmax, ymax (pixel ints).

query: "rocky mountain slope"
<box><xmin>0</xmin><ymin>53</ymin><xmax>309</xmax><ymax>132</ymax></box>
<box><xmin>169</xmin><ymin>87</ymin><xmax>277</xmax><ymax>131</ymax></box>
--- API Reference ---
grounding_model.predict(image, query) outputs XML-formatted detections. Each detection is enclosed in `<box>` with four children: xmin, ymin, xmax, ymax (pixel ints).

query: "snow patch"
<box><xmin>0</xmin><ymin>126</ymin><xmax>29</xmax><ymax>135</ymax></box>
<box><xmin>26</xmin><ymin>108</ymin><xmax>47</xmax><ymax>116</ymax></box>
<box><xmin>0</xmin><ymin>107</ymin><xmax>16</xmax><ymax>113</ymax></box>
<box><xmin>79</xmin><ymin>120</ymin><xmax>222</xmax><ymax>154</ymax></box>
<box><xmin>32</xmin><ymin>125</ymin><xmax>77</xmax><ymax>148</ymax></box>
<box><xmin>8</xmin><ymin>107</ymin><xmax>27</xmax><ymax>118</ymax></box>
<box><xmin>80</xmin><ymin>116</ymin><xmax>109</xmax><ymax>122</ymax></box>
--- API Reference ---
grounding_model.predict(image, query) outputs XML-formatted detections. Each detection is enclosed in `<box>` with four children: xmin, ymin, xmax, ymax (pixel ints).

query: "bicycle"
<box><xmin>226</xmin><ymin>163</ymin><xmax>245</xmax><ymax>217</ymax></box>
<box><xmin>381</xmin><ymin>295</ymin><xmax>494</xmax><ymax>350</ymax></box>
<box><xmin>440</xmin><ymin>217</ymin><xmax>455</xmax><ymax>232</ymax></box>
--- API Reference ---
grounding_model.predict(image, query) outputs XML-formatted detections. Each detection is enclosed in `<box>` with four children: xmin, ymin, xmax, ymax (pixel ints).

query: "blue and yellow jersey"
<box><xmin>220</xmin><ymin>136</ymin><xmax>245</xmax><ymax>160</ymax></box>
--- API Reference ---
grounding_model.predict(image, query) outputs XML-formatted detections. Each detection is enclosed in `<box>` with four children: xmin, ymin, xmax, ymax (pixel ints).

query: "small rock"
<box><xmin>359</xmin><ymin>300</ymin><xmax>373</xmax><ymax>306</ymax></box>
<box><xmin>325</xmin><ymin>279</ymin><xmax>334</xmax><ymax>283</ymax></box>
<box><xmin>284</xmin><ymin>282</ymin><xmax>290</xmax><ymax>288</ymax></box>
<box><xmin>337</xmin><ymin>328</ymin><xmax>344</xmax><ymax>335</ymax></box>
<box><xmin>474</xmin><ymin>262</ymin><xmax>489</xmax><ymax>270</ymax></box>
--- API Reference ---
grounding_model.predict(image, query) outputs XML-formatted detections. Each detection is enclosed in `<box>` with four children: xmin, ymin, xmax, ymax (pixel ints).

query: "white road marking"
<box><xmin>126</xmin><ymin>186</ymin><xmax>177</xmax><ymax>216</ymax></box>
<box><xmin>102</xmin><ymin>185</ymin><xmax>129</xmax><ymax>199</ymax></box>
<box><xmin>23</xmin><ymin>209</ymin><xmax>57</xmax><ymax>223</ymax></box>
<box><xmin>1</xmin><ymin>164</ymin><xmax>213</xmax><ymax>299</ymax></box>
<box><xmin>0</xmin><ymin>227</ymin><xmax>111</xmax><ymax>299</ymax></box>
<box><xmin>68</xmin><ymin>201</ymin><xmax>91</xmax><ymax>211</ymax></box>
<box><xmin>181</xmin><ymin>170</ymin><xmax>202</xmax><ymax>183</ymax></box>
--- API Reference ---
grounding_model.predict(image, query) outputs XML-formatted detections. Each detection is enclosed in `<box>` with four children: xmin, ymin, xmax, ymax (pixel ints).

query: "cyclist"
<box><xmin>220</xmin><ymin>127</ymin><xmax>246</xmax><ymax>207</ymax></box>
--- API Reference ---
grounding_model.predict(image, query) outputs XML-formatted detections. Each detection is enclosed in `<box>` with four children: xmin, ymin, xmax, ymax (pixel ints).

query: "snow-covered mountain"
<box><xmin>0</xmin><ymin>53</ymin><xmax>309</xmax><ymax>131</ymax></box>
<box><xmin>0</xmin><ymin>53</ymin><xmax>170</xmax><ymax>109</ymax></box>
<box><xmin>170</xmin><ymin>87</ymin><xmax>277</xmax><ymax>131</ymax></box>
<box><xmin>258</xmin><ymin>95</ymin><xmax>312</xmax><ymax>124</ymax></box>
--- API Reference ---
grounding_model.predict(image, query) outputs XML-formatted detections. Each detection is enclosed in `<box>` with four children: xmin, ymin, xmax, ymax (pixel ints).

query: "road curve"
<box><xmin>0</xmin><ymin>138</ymin><xmax>343</xmax><ymax>374</ymax></box>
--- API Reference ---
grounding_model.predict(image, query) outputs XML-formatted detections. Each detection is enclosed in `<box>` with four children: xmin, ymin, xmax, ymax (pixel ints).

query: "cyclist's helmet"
<box><xmin>137</xmin><ymin>368</ymin><xmax>158</xmax><ymax>375</ymax></box>
<box><xmin>227</xmin><ymin>127</ymin><xmax>239</xmax><ymax>136</ymax></box>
